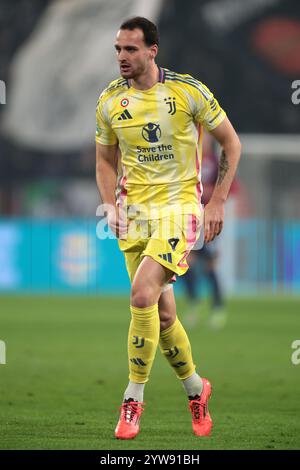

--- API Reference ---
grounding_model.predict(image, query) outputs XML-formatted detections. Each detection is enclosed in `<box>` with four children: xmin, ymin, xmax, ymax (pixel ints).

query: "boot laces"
<box><xmin>190</xmin><ymin>399</ymin><xmax>206</xmax><ymax>421</ymax></box>
<box><xmin>120</xmin><ymin>401</ymin><xmax>143</xmax><ymax>424</ymax></box>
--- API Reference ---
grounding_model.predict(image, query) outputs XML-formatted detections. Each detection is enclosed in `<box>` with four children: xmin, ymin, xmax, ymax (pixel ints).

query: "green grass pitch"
<box><xmin>0</xmin><ymin>295</ymin><xmax>300</xmax><ymax>450</ymax></box>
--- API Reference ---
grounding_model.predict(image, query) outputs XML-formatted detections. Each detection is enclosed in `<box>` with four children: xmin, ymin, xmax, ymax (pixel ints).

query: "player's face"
<box><xmin>114</xmin><ymin>28</ymin><xmax>157</xmax><ymax>79</ymax></box>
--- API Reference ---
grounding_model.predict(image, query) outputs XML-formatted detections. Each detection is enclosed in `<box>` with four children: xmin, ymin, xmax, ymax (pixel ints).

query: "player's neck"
<box><xmin>130</xmin><ymin>64</ymin><xmax>160</xmax><ymax>91</ymax></box>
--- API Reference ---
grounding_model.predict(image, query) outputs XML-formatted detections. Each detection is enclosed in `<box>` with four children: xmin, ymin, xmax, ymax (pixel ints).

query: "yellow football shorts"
<box><xmin>118</xmin><ymin>213</ymin><xmax>203</xmax><ymax>283</ymax></box>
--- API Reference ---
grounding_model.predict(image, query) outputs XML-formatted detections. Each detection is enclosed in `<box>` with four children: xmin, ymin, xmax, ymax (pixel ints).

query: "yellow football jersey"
<box><xmin>95</xmin><ymin>68</ymin><xmax>226</xmax><ymax>219</ymax></box>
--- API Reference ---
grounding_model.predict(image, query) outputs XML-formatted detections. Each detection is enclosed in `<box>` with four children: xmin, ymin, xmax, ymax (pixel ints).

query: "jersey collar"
<box><xmin>126</xmin><ymin>66</ymin><xmax>165</xmax><ymax>88</ymax></box>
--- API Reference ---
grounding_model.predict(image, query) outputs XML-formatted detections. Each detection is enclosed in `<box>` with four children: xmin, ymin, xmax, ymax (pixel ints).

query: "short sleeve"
<box><xmin>191</xmin><ymin>80</ymin><xmax>226</xmax><ymax>131</ymax></box>
<box><xmin>95</xmin><ymin>96</ymin><xmax>118</xmax><ymax>145</ymax></box>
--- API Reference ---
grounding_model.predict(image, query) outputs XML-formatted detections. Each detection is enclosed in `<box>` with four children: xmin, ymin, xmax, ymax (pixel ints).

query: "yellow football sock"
<box><xmin>159</xmin><ymin>317</ymin><xmax>196</xmax><ymax>380</ymax></box>
<box><xmin>128</xmin><ymin>304</ymin><xmax>160</xmax><ymax>384</ymax></box>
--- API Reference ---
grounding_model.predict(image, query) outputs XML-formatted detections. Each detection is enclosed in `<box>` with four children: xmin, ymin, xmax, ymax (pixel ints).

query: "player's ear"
<box><xmin>149</xmin><ymin>44</ymin><xmax>158</xmax><ymax>60</ymax></box>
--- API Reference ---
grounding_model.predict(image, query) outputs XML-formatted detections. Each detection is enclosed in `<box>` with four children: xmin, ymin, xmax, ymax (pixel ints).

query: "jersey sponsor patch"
<box><xmin>142</xmin><ymin>123</ymin><xmax>161</xmax><ymax>143</ymax></box>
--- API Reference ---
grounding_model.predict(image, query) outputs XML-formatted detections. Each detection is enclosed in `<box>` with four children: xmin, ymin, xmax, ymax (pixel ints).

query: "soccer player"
<box><xmin>95</xmin><ymin>17</ymin><xmax>241</xmax><ymax>439</ymax></box>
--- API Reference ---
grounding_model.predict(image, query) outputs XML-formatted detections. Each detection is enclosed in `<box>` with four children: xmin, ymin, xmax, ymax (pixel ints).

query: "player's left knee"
<box><xmin>159</xmin><ymin>309</ymin><xmax>175</xmax><ymax>331</ymax></box>
<box><xmin>160</xmin><ymin>318</ymin><xmax>173</xmax><ymax>332</ymax></box>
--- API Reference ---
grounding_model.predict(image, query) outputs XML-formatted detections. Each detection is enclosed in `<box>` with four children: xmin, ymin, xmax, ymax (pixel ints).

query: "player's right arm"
<box><xmin>95</xmin><ymin>93</ymin><xmax>127</xmax><ymax>237</ymax></box>
<box><xmin>96</xmin><ymin>143</ymin><xmax>128</xmax><ymax>237</ymax></box>
<box><xmin>96</xmin><ymin>141</ymin><xmax>118</xmax><ymax>208</ymax></box>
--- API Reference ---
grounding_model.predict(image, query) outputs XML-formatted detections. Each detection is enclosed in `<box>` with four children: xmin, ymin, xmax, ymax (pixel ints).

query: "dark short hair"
<box><xmin>120</xmin><ymin>16</ymin><xmax>159</xmax><ymax>47</ymax></box>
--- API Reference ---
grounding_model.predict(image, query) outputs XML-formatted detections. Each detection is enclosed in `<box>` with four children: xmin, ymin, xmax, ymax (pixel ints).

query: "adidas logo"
<box><xmin>173</xmin><ymin>361</ymin><xmax>187</xmax><ymax>368</ymax></box>
<box><xmin>130</xmin><ymin>358</ymin><xmax>147</xmax><ymax>366</ymax></box>
<box><xmin>118</xmin><ymin>109</ymin><xmax>133</xmax><ymax>120</ymax></box>
<box><xmin>158</xmin><ymin>253</ymin><xmax>172</xmax><ymax>263</ymax></box>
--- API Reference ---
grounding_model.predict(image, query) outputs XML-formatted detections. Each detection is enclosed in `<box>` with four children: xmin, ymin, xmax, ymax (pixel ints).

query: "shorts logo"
<box><xmin>120</xmin><ymin>98</ymin><xmax>129</xmax><ymax>107</ymax></box>
<box><xmin>158</xmin><ymin>253</ymin><xmax>172</xmax><ymax>263</ymax></box>
<box><xmin>168</xmin><ymin>238</ymin><xmax>179</xmax><ymax>251</ymax></box>
<box><xmin>142</xmin><ymin>122</ymin><xmax>161</xmax><ymax>143</ymax></box>
<box><xmin>164</xmin><ymin>96</ymin><xmax>176</xmax><ymax>115</ymax></box>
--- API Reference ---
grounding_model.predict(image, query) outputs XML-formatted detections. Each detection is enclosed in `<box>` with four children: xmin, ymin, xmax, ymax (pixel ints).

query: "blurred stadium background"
<box><xmin>1</xmin><ymin>0</ymin><xmax>300</xmax><ymax>450</ymax></box>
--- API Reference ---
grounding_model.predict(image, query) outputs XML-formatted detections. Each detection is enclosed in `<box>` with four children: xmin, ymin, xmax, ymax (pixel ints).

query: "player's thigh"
<box><xmin>132</xmin><ymin>255</ymin><xmax>174</xmax><ymax>298</ymax></box>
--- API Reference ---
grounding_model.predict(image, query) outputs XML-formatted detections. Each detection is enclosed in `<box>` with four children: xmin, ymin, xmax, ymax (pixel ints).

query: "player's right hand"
<box><xmin>107</xmin><ymin>207</ymin><xmax>128</xmax><ymax>239</ymax></box>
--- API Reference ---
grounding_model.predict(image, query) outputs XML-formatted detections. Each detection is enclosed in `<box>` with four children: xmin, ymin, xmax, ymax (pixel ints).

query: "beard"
<box><xmin>119</xmin><ymin>62</ymin><xmax>146</xmax><ymax>79</ymax></box>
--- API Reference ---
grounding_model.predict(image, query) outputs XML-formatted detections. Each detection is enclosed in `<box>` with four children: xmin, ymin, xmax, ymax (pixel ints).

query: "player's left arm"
<box><xmin>205</xmin><ymin>117</ymin><xmax>241</xmax><ymax>243</ymax></box>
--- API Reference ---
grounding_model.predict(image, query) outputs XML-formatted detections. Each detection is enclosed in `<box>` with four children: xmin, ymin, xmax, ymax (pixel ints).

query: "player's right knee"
<box><xmin>131</xmin><ymin>281</ymin><xmax>160</xmax><ymax>308</ymax></box>
<box><xmin>131</xmin><ymin>289</ymin><xmax>153</xmax><ymax>308</ymax></box>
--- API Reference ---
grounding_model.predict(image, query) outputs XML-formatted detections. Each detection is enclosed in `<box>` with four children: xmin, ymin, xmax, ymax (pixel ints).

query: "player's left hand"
<box><xmin>204</xmin><ymin>200</ymin><xmax>225</xmax><ymax>243</ymax></box>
